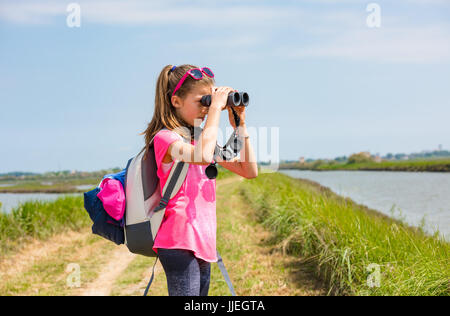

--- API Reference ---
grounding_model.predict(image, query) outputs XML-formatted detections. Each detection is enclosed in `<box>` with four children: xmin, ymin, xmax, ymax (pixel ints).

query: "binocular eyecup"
<box><xmin>200</xmin><ymin>91</ymin><xmax>249</xmax><ymax>107</ymax></box>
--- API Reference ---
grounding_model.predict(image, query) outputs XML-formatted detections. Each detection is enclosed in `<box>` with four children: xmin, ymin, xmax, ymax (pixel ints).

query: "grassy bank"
<box><xmin>241</xmin><ymin>173</ymin><xmax>450</xmax><ymax>296</ymax></box>
<box><xmin>2</xmin><ymin>172</ymin><xmax>448</xmax><ymax>296</ymax></box>
<box><xmin>0</xmin><ymin>195</ymin><xmax>89</xmax><ymax>255</ymax></box>
<box><xmin>280</xmin><ymin>159</ymin><xmax>450</xmax><ymax>172</ymax></box>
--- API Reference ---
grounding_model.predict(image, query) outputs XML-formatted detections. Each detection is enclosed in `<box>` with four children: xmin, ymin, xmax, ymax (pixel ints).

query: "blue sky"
<box><xmin>1</xmin><ymin>0</ymin><xmax>450</xmax><ymax>173</ymax></box>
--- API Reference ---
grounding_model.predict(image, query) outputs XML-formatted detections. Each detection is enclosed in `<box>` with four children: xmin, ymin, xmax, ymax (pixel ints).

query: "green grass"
<box><xmin>240</xmin><ymin>172</ymin><xmax>450</xmax><ymax>296</ymax></box>
<box><xmin>281</xmin><ymin>159</ymin><xmax>450</xmax><ymax>172</ymax></box>
<box><xmin>0</xmin><ymin>195</ymin><xmax>90</xmax><ymax>255</ymax></box>
<box><xmin>318</xmin><ymin>159</ymin><xmax>450</xmax><ymax>172</ymax></box>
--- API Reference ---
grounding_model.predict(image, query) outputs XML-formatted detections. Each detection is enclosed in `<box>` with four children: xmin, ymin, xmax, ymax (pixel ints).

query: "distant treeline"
<box><xmin>281</xmin><ymin>149</ymin><xmax>450</xmax><ymax>165</ymax></box>
<box><xmin>0</xmin><ymin>168</ymin><xmax>122</xmax><ymax>181</ymax></box>
<box><xmin>280</xmin><ymin>158</ymin><xmax>450</xmax><ymax>172</ymax></box>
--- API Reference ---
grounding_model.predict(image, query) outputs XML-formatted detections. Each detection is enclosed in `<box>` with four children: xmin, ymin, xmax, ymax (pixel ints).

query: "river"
<box><xmin>280</xmin><ymin>170</ymin><xmax>450</xmax><ymax>240</ymax></box>
<box><xmin>0</xmin><ymin>193</ymin><xmax>82</xmax><ymax>214</ymax></box>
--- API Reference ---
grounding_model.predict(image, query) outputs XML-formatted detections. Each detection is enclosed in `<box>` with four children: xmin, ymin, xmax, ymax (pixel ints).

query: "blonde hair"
<box><xmin>141</xmin><ymin>64</ymin><xmax>215</xmax><ymax>160</ymax></box>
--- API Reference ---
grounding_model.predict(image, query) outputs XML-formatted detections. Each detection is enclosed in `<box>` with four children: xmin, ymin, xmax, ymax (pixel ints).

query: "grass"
<box><xmin>281</xmin><ymin>159</ymin><xmax>450</xmax><ymax>172</ymax></box>
<box><xmin>2</xmin><ymin>172</ymin><xmax>448</xmax><ymax>296</ymax></box>
<box><xmin>240</xmin><ymin>172</ymin><xmax>450</xmax><ymax>296</ymax></box>
<box><xmin>0</xmin><ymin>195</ymin><xmax>90</xmax><ymax>255</ymax></box>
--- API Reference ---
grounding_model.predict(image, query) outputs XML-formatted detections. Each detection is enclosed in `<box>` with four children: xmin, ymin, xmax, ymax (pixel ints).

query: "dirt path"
<box><xmin>1</xmin><ymin>176</ymin><xmax>326</xmax><ymax>296</ymax></box>
<box><xmin>0</xmin><ymin>229</ymin><xmax>89</xmax><ymax>281</ymax></box>
<box><xmin>78</xmin><ymin>245</ymin><xmax>136</xmax><ymax>296</ymax></box>
<box><xmin>118</xmin><ymin>260</ymin><xmax>164</xmax><ymax>296</ymax></box>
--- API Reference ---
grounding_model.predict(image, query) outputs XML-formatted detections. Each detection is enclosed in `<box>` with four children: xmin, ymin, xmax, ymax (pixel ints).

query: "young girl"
<box><xmin>141</xmin><ymin>64</ymin><xmax>258</xmax><ymax>296</ymax></box>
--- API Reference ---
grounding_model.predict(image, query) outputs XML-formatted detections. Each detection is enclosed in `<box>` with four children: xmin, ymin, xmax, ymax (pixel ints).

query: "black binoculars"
<box><xmin>200</xmin><ymin>91</ymin><xmax>249</xmax><ymax>107</ymax></box>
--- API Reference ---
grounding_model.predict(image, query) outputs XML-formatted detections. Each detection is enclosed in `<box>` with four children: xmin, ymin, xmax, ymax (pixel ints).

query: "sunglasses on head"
<box><xmin>172</xmin><ymin>67</ymin><xmax>214</xmax><ymax>97</ymax></box>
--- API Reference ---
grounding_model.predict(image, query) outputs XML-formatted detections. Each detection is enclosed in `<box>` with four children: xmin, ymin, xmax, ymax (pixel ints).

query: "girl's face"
<box><xmin>171</xmin><ymin>84</ymin><xmax>213</xmax><ymax>127</ymax></box>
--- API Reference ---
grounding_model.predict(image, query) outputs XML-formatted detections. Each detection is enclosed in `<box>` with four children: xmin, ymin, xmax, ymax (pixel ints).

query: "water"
<box><xmin>0</xmin><ymin>193</ymin><xmax>81</xmax><ymax>214</ymax></box>
<box><xmin>75</xmin><ymin>184</ymin><xmax>96</xmax><ymax>191</ymax></box>
<box><xmin>280</xmin><ymin>170</ymin><xmax>450</xmax><ymax>240</ymax></box>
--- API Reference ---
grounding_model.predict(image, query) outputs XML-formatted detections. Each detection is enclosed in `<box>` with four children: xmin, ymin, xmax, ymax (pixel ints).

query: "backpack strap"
<box><xmin>149</xmin><ymin>160</ymin><xmax>188</xmax><ymax>236</ymax></box>
<box><xmin>143</xmin><ymin>256</ymin><xmax>159</xmax><ymax>296</ymax></box>
<box><xmin>217</xmin><ymin>250</ymin><xmax>237</xmax><ymax>296</ymax></box>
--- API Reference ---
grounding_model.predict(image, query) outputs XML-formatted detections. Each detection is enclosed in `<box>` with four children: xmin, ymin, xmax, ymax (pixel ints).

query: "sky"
<box><xmin>1</xmin><ymin>0</ymin><xmax>450</xmax><ymax>173</ymax></box>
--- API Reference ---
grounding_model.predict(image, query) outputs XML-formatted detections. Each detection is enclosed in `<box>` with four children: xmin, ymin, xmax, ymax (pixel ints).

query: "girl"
<box><xmin>141</xmin><ymin>64</ymin><xmax>258</xmax><ymax>296</ymax></box>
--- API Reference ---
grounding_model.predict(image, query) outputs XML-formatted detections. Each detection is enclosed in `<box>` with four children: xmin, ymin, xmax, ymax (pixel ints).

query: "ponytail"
<box><xmin>141</xmin><ymin>64</ymin><xmax>215</xmax><ymax>160</ymax></box>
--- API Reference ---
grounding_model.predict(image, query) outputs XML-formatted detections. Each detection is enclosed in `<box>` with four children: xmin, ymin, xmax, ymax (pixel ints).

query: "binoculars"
<box><xmin>200</xmin><ymin>91</ymin><xmax>249</xmax><ymax>107</ymax></box>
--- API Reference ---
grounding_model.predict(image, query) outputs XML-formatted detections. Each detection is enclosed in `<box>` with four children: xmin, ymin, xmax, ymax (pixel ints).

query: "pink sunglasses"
<box><xmin>172</xmin><ymin>67</ymin><xmax>214</xmax><ymax>97</ymax></box>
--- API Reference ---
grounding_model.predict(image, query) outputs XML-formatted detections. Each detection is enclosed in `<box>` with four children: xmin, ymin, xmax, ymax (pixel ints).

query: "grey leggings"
<box><xmin>157</xmin><ymin>248</ymin><xmax>211</xmax><ymax>296</ymax></box>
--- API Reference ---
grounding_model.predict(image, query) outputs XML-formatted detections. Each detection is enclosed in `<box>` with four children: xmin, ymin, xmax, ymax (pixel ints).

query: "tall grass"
<box><xmin>318</xmin><ymin>159</ymin><xmax>450</xmax><ymax>172</ymax></box>
<box><xmin>241</xmin><ymin>173</ymin><xmax>450</xmax><ymax>296</ymax></box>
<box><xmin>0</xmin><ymin>195</ymin><xmax>90</xmax><ymax>255</ymax></box>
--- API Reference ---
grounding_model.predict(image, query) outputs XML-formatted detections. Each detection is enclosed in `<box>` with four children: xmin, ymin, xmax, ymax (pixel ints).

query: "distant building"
<box><xmin>438</xmin><ymin>144</ymin><xmax>443</xmax><ymax>151</ymax></box>
<box><xmin>374</xmin><ymin>155</ymin><xmax>382</xmax><ymax>163</ymax></box>
<box><xmin>299</xmin><ymin>157</ymin><xmax>305</xmax><ymax>164</ymax></box>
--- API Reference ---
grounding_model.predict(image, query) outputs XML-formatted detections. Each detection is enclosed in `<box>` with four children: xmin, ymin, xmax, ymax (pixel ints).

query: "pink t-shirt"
<box><xmin>152</xmin><ymin>129</ymin><xmax>217</xmax><ymax>262</ymax></box>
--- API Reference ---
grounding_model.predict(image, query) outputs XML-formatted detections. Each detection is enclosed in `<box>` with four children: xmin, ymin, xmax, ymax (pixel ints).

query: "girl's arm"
<box><xmin>165</xmin><ymin>106</ymin><xmax>221</xmax><ymax>166</ymax></box>
<box><xmin>165</xmin><ymin>86</ymin><xmax>235</xmax><ymax>166</ymax></box>
<box><xmin>216</xmin><ymin>124</ymin><xmax>258</xmax><ymax>179</ymax></box>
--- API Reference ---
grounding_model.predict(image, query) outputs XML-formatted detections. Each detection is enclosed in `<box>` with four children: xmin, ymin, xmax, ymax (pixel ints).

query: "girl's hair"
<box><xmin>141</xmin><ymin>64</ymin><xmax>215</xmax><ymax>160</ymax></box>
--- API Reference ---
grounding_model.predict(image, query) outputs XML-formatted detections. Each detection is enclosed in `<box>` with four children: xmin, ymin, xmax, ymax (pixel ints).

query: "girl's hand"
<box><xmin>210</xmin><ymin>86</ymin><xmax>235</xmax><ymax>111</ymax></box>
<box><xmin>226</xmin><ymin>103</ymin><xmax>246</xmax><ymax>129</ymax></box>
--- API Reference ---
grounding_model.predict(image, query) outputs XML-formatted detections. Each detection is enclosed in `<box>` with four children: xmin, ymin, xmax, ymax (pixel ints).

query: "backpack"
<box><xmin>83</xmin><ymin>169</ymin><xmax>126</xmax><ymax>245</ymax></box>
<box><xmin>123</xmin><ymin>136</ymin><xmax>189</xmax><ymax>257</ymax></box>
<box><xmin>84</xmin><ymin>128</ymin><xmax>237</xmax><ymax>296</ymax></box>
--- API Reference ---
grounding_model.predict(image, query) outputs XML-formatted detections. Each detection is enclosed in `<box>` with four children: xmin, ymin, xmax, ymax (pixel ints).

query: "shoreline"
<box><xmin>286</xmin><ymin>175</ymin><xmax>444</xmax><ymax>240</ymax></box>
<box><xmin>279</xmin><ymin>169</ymin><xmax>450</xmax><ymax>242</ymax></box>
<box><xmin>240</xmin><ymin>173</ymin><xmax>450</xmax><ymax>295</ymax></box>
<box><xmin>279</xmin><ymin>159</ymin><xmax>450</xmax><ymax>173</ymax></box>
<box><xmin>279</xmin><ymin>167</ymin><xmax>450</xmax><ymax>173</ymax></box>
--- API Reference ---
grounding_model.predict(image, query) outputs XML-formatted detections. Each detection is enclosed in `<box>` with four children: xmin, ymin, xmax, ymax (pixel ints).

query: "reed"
<box><xmin>0</xmin><ymin>195</ymin><xmax>90</xmax><ymax>255</ymax></box>
<box><xmin>240</xmin><ymin>173</ymin><xmax>450</xmax><ymax>296</ymax></box>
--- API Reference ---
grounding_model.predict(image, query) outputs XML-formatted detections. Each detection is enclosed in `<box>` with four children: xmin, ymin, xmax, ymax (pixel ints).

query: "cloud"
<box><xmin>1</xmin><ymin>0</ymin><xmax>449</xmax><ymax>64</ymax></box>
<box><xmin>278</xmin><ymin>24</ymin><xmax>450</xmax><ymax>63</ymax></box>
<box><xmin>0</xmin><ymin>1</ymin><xmax>65</xmax><ymax>24</ymax></box>
<box><xmin>0</xmin><ymin>0</ymin><xmax>299</xmax><ymax>26</ymax></box>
